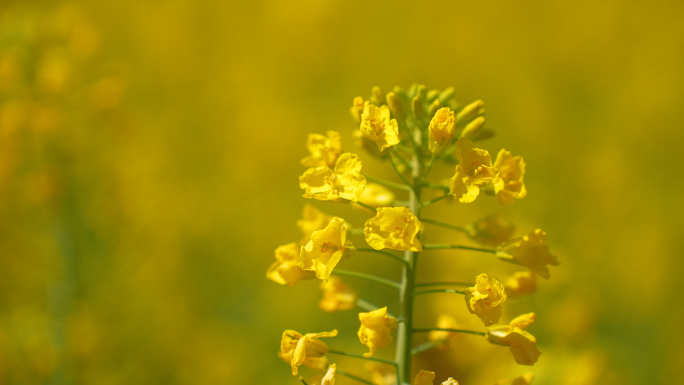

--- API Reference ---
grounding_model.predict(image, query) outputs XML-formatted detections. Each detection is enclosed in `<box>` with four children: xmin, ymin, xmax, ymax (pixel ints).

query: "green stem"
<box><xmin>388</xmin><ymin>150</ymin><xmax>412</xmax><ymax>187</ymax></box>
<box><xmin>412</xmin><ymin>289</ymin><xmax>466</xmax><ymax>296</ymax></box>
<box><xmin>332</xmin><ymin>269</ymin><xmax>401</xmax><ymax>289</ymax></box>
<box><xmin>356</xmin><ymin>298</ymin><xmax>379</xmax><ymax>312</ymax></box>
<box><xmin>420</xmin><ymin>218</ymin><xmax>468</xmax><ymax>233</ymax></box>
<box><xmin>336</xmin><ymin>370</ymin><xmax>375</xmax><ymax>385</ymax></box>
<box><xmin>420</xmin><ymin>194</ymin><xmax>448</xmax><ymax>207</ymax></box>
<box><xmin>415</xmin><ymin>281</ymin><xmax>473</xmax><ymax>288</ymax></box>
<box><xmin>354</xmin><ymin>201</ymin><xmax>376</xmax><ymax>211</ymax></box>
<box><xmin>300</xmin><ymin>378</ymin><xmax>309</xmax><ymax>385</ymax></box>
<box><xmin>411</xmin><ymin>340</ymin><xmax>440</xmax><ymax>355</ymax></box>
<box><xmin>363</xmin><ymin>174</ymin><xmax>412</xmax><ymax>191</ymax></box>
<box><xmin>422</xmin><ymin>244</ymin><xmax>497</xmax><ymax>253</ymax></box>
<box><xmin>358</xmin><ymin>247</ymin><xmax>409</xmax><ymax>266</ymax></box>
<box><xmin>327</xmin><ymin>349</ymin><xmax>398</xmax><ymax>366</ymax></box>
<box><xmin>424</xmin><ymin>183</ymin><xmax>449</xmax><ymax>191</ymax></box>
<box><xmin>412</xmin><ymin>328</ymin><xmax>487</xmax><ymax>337</ymax></box>
<box><xmin>423</xmin><ymin>153</ymin><xmax>436</xmax><ymax>178</ymax></box>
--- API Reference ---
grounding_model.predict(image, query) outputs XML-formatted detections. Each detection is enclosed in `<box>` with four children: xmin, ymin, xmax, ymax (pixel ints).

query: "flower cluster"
<box><xmin>267</xmin><ymin>84</ymin><xmax>560</xmax><ymax>385</ymax></box>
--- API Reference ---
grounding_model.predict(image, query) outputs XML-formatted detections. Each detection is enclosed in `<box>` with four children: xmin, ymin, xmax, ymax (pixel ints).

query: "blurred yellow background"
<box><xmin>1</xmin><ymin>0</ymin><xmax>683</xmax><ymax>384</ymax></box>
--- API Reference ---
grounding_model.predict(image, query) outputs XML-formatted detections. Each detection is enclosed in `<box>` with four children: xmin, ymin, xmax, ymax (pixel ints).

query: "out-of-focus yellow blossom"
<box><xmin>442</xmin><ymin>379</ymin><xmax>459</xmax><ymax>385</ymax></box>
<box><xmin>413</xmin><ymin>370</ymin><xmax>435</xmax><ymax>385</ymax></box>
<box><xmin>319</xmin><ymin>276</ymin><xmax>357</xmax><ymax>312</ymax></box>
<box><xmin>449</xmin><ymin>138</ymin><xmax>498</xmax><ymax>203</ymax></box>
<box><xmin>301</xmin><ymin>131</ymin><xmax>343</xmax><ymax>168</ymax></box>
<box><xmin>364</xmin><ymin>207</ymin><xmax>422</xmax><ymax>252</ymax></box>
<box><xmin>267</xmin><ymin>243</ymin><xmax>315</xmax><ymax>286</ymax></box>
<box><xmin>300</xmin><ymin>153</ymin><xmax>367</xmax><ymax>202</ymax></box>
<box><xmin>309</xmin><ymin>363</ymin><xmax>336</xmax><ymax>385</ymax></box>
<box><xmin>296</xmin><ymin>204</ymin><xmax>334</xmax><ymax>244</ymax></box>
<box><xmin>487</xmin><ymin>313</ymin><xmax>540</xmax><ymax>366</ymax></box>
<box><xmin>428</xmin><ymin>107</ymin><xmax>456</xmax><ymax>154</ymax></box>
<box><xmin>493</xmin><ymin>149</ymin><xmax>527</xmax><ymax>205</ymax></box>
<box><xmin>465</xmin><ymin>274</ymin><xmax>507</xmax><ymax>326</ymax></box>
<box><xmin>428</xmin><ymin>314</ymin><xmax>460</xmax><ymax>350</ymax></box>
<box><xmin>301</xmin><ymin>217</ymin><xmax>356</xmax><ymax>281</ymax></box>
<box><xmin>493</xmin><ymin>373</ymin><xmax>535</xmax><ymax>385</ymax></box>
<box><xmin>360</xmin><ymin>102</ymin><xmax>399</xmax><ymax>151</ymax></box>
<box><xmin>497</xmin><ymin>229</ymin><xmax>560</xmax><ymax>279</ymax></box>
<box><xmin>365</xmin><ymin>362</ymin><xmax>396</xmax><ymax>385</ymax></box>
<box><xmin>357</xmin><ymin>307</ymin><xmax>398</xmax><ymax>357</ymax></box>
<box><xmin>358</xmin><ymin>183</ymin><xmax>395</xmax><ymax>208</ymax></box>
<box><xmin>465</xmin><ymin>212</ymin><xmax>515</xmax><ymax>247</ymax></box>
<box><xmin>279</xmin><ymin>329</ymin><xmax>338</xmax><ymax>375</ymax></box>
<box><xmin>504</xmin><ymin>271</ymin><xmax>537</xmax><ymax>297</ymax></box>
<box><xmin>350</xmin><ymin>96</ymin><xmax>365</xmax><ymax>123</ymax></box>
<box><xmin>460</xmin><ymin>116</ymin><xmax>485</xmax><ymax>140</ymax></box>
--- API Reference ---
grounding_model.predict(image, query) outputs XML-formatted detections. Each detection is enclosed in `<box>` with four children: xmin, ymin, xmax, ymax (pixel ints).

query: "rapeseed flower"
<box><xmin>360</xmin><ymin>101</ymin><xmax>399</xmax><ymax>151</ymax></box>
<box><xmin>358</xmin><ymin>183</ymin><xmax>395</xmax><ymax>208</ymax></box>
<box><xmin>296</xmin><ymin>204</ymin><xmax>334</xmax><ymax>244</ymax></box>
<box><xmin>494</xmin><ymin>373</ymin><xmax>535</xmax><ymax>385</ymax></box>
<box><xmin>487</xmin><ymin>313</ymin><xmax>541</xmax><ymax>365</ymax></box>
<box><xmin>357</xmin><ymin>307</ymin><xmax>398</xmax><ymax>357</ymax></box>
<box><xmin>279</xmin><ymin>329</ymin><xmax>338</xmax><ymax>375</ymax></box>
<box><xmin>300</xmin><ymin>153</ymin><xmax>367</xmax><ymax>202</ymax></box>
<box><xmin>428</xmin><ymin>107</ymin><xmax>456</xmax><ymax>154</ymax></box>
<box><xmin>465</xmin><ymin>274</ymin><xmax>507</xmax><ymax>326</ymax></box>
<box><xmin>493</xmin><ymin>149</ymin><xmax>527</xmax><ymax>205</ymax></box>
<box><xmin>301</xmin><ymin>131</ymin><xmax>343</xmax><ymax>168</ymax></box>
<box><xmin>428</xmin><ymin>314</ymin><xmax>460</xmax><ymax>350</ymax></box>
<box><xmin>449</xmin><ymin>138</ymin><xmax>498</xmax><ymax>203</ymax></box>
<box><xmin>319</xmin><ymin>276</ymin><xmax>357</xmax><ymax>312</ymax></box>
<box><xmin>267</xmin><ymin>243</ymin><xmax>315</xmax><ymax>286</ymax></box>
<box><xmin>465</xmin><ymin>213</ymin><xmax>515</xmax><ymax>247</ymax></box>
<box><xmin>497</xmin><ymin>229</ymin><xmax>559</xmax><ymax>279</ymax></box>
<box><xmin>504</xmin><ymin>271</ymin><xmax>537</xmax><ymax>297</ymax></box>
<box><xmin>301</xmin><ymin>217</ymin><xmax>356</xmax><ymax>281</ymax></box>
<box><xmin>350</xmin><ymin>96</ymin><xmax>365</xmax><ymax>123</ymax></box>
<box><xmin>364</xmin><ymin>207</ymin><xmax>422</xmax><ymax>252</ymax></box>
<box><xmin>413</xmin><ymin>370</ymin><xmax>435</xmax><ymax>385</ymax></box>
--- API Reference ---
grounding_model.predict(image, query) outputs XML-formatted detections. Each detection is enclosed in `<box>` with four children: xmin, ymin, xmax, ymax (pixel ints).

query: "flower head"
<box><xmin>365</xmin><ymin>362</ymin><xmax>396</xmax><ymax>385</ymax></box>
<box><xmin>301</xmin><ymin>130</ymin><xmax>342</xmax><ymax>168</ymax></box>
<box><xmin>428</xmin><ymin>314</ymin><xmax>460</xmax><ymax>350</ymax></box>
<box><xmin>449</xmin><ymin>138</ymin><xmax>498</xmax><ymax>203</ymax></box>
<box><xmin>360</xmin><ymin>101</ymin><xmax>400</xmax><ymax>151</ymax></box>
<box><xmin>358</xmin><ymin>183</ymin><xmax>395</xmax><ymax>208</ymax></box>
<box><xmin>504</xmin><ymin>271</ymin><xmax>537</xmax><ymax>297</ymax></box>
<box><xmin>493</xmin><ymin>149</ymin><xmax>527</xmax><ymax>205</ymax></box>
<box><xmin>267</xmin><ymin>243</ymin><xmax>316</xmax><ymax>286</ymax></box>
<box><xmin>319</xmin><ymin>276</ymin><xmax>357</xmax><ymax>312</ymax></box>
<box><xmin>428</xmin><ymin>107</ymin><xmax>456</xmax><ymax>153</ymax></box>
<box><xmin>296</xmin><ymin>204</ymin><xmax>334</xmax><ymax>244</ymax></box>
<box><xmin>465</xmin><ymin>213</ymin><xmax>515</xmax><ymax>247</ymax></box>
<box><xmin>487</xmin><ymin>313</ymin><xmax>541</xmax><ymax>365</ymax></box>
<box><xmin>364</xmin><ymin>207</ymin><xmax>422</xmax><ymax>252</ymax></box>
<box><xmin>357</xmin><ymin>307</ymin><xmax>398</xmax><ymax>357</ymax></box>
<box><xmin>279</xmin><ymin>329</ymin><xmax>338</xmax><ymax>375</ymax></box>
<box><xmin>301</xmin><ymin>217</ymin><xmax>356</xmax><ymax>281</ymax></box>
<box><xmin>350</xmin><ymin>96</ymin><xmax>365</xmax><ymax>123</ymax></box>
<box><xmin>465</xmin><ymin>274</ymin><xmax>507</xmax><ymax>326</ymax></box>
<box><xmin>497</xmin><ymin>229</ymin><xmax>560</xmax><ymax>279</ymax></box>
<box><xmin>300</xmin><ymin>153</ymin><xmax>367</xmax><ymax>202</ymax></box>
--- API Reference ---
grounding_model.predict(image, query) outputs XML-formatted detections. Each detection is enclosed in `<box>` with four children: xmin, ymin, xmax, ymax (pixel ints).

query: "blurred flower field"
<box><xmin>1</xmin><ymin>1</ymin><xmax>683</xmax><ymax>384</ymax></box>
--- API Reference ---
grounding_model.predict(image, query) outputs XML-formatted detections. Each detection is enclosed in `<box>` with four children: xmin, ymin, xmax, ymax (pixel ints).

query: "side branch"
<box><xmin>332</xmin><ymin>269</ymin><xmax>401</xmax><ymax>289</ymax></box>
<box><xmin>327</xmin><ymin>349</ymin><xmax>398</xmax><ymax>366</ymax></box>
<box><xmin>357</xmin><ymin>247</ymin><xmax>409</xmax><ymax>266</ymax></box>
<box><xmin>420</xmin><ymin>218</ymin><xmax>468</xmax><ymax>233</ymax></box>
<box><xmin>412</xmin><ymin>328</ymin><xmax>487</xmax><ymax>337</ymax></box>
<box><xmin>422</xmin><ymin>244</ymin><xmax>497</xmax><ymax>254</ymax></box>
<box><xmin>420</xmin><ymin>194</ymin><xmax>449</xmax><ymax>207</ymax></box>
<box><xmin>412</xmin><ymin>289</ymin><xmax>466</xmax><ymax>296</ymax></box>
<box><xmin>415</xmin><ymin>281</ymin><xmax>473</xmax><ymax>288</ymax></box>
<box><xmin>363</xmin><ymin>174</ymin><xmax>412</xmax><ymax>191</ymax></box>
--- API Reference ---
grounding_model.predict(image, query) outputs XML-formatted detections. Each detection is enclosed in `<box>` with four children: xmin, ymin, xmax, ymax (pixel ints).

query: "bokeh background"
<box><xmin>1</xmin><ymin>0</ymin><xmax>683</xmax><ymax>384</ymax></box>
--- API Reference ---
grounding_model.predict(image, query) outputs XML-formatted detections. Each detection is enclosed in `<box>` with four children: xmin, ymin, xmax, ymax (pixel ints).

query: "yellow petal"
<box><xmin>413</xmin><ymin>370</ymin><xmax>435</xmax><ymax>385</ymax></box>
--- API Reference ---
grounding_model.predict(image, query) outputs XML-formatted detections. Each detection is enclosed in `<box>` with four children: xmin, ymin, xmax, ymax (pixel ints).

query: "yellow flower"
<box><xmin>465</xmin><ymin>213</ymin><xmax>515</xmax><ymax>247</ymax></box>
<box><xmin>300</xmin><ymin>153</ymin><xmax>367</xmax><ymax>202</ymax></box>
<box><xmin>364</xmin><ymin>207</ymin><xmax>422</xmax><ymax>252</ymax></box>
<box><xmin>442</xmin><ymin>379</ymin><xmax>460</xmax><ymax>385</ymax></box>
<box><xmin>296</xmin><ymin>204</ymin><xmax>334</xmax><ymax>244</ymax></box>
<box><xmin>319</xmin><ymin>276</ymin><xmax>357</xmax><ymax>312</ymax></box>
<box><xmin>494</xmin><ymin>373</ymin><xmax>535</xmax><ymax>385</ymax></box>
<box><xmin>267</xmin><ymin>243</ymin><xmax>316</xmax><ymax>286</ymax></box>
<box><xmin>301</xmin><ymin>217</ymin><xmax>356</xmax><ymax>281</ymax></box>
<box><xmin>464</xmin><ymin>274</ymin><xmax>507</xmax><ymax>326</ymax></box>
<box><xmin>320</xmin><ymin>364</ymin><xmax>337</xmax><ymax>385</ymax></box>
<box><xmin>301</xmin><ymin>131</ymin><xmax>343</xmax><ymax>168</ymax></box>
<box><xmin>428</xmin><ymin>314</ymin><xmax>460</xmax><ymax>350</ymax></box>
<box><xmin>360</xmin><ymin>101</ymin><xmax>400</xmax><ymax>151</ymax></box>
<box><xmin>428</xmin><ymin>107</ymin><xmax>456</xmax><ymax>154</ymax></box>
<box><xmin>504</xmin><ymin>271</ymin><xmax>537</xmax><ymax>297</ymax></box>
<box><xmin>413</xmin><ymin>370</ymin><xmax>435</xmax><ymax>385</ymax></box>
<box><xmin>493</xmin><ymin>149</ymin><xmax>527</xmax><ymax>205</ymax></box>
<box><xmin>365</xmin><ymin>362</ymin><xmax>396</xmax><ymax>385</ymax></box>
<box><xmin>279</xmin><ymin>329</ymin><xmax>338</xmax><ymax>375</ymax></box>
<box><xmin>497</xmin><ymin>229</ymin><xmax>560</xmax><ymax>279</ymax></box>
<box><xmin>358</xmin><ymin>183</ymin><xmax>395</xmax><ymax>208</ymax></box>
<box><xmin>487</xmin><ymin>313</ymin><xmax>541</xmax><ymax>365</ymax></box>
<box><xmin>357</xmin><ymin>307</ymin><xmax>398</xmax><ymax>357</ymax></box>
<box><xmin>350</xmin><ymin>96</ymin><xmax>365</xmax><ymax>123</ymax></box>
<box><xmin>448</xmin><ymin>138</ymin><xmax>498</xmax><ymax>203</ymax></box>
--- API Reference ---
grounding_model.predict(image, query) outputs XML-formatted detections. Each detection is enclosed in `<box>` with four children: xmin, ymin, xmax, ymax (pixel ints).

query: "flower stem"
<box><xmin>422</xmin><ymin>244</ymin><xmax>497</xmax><ymax>253</ymax></box>
<box><xmin>354</xmin><ymin>201</ymin><xmax>376</xmax><ymax>211</ymax></box>
<box><xmin>299</xmin><ymin>378</ymin><xmax>309</xmax><ymax>385</ymax></box>
<box><xmin>332</xmin><ymin>269</ymin><xmax>401</xmax><ymax>289</ymax></box>
<box><xmin>420</xmin><ymin>194</ymin><xmax>448</xmax><ymax>208</ymax></box>
<box><xmin>336</xmin><ymin>370</ymin><xmax>376</xmax><ymax>385</ymax></box>
<box><xmin>412</xmin><ymin>328</ymin><xmax>487</xmax><ymax>337</ymax></box>
<box><xmin>420</xmin><ymin>218</ymin><xmax>468</xmax><ymax>233</ymax></box>
<box><xmin>423</xmin><ymin>183</ymin><xmax>449</xmax><ymax>191</ymax></box>
<box><xmin>411</xmin><ymin>340</ymin><xmax>440</xmax><ymax>355</ymax></box>
<box><xmin>423</xmin><ymin>153</ymin><xmax>436</xmax><ymax>178</ymax></box>
<box><xmin>327</xmin><ymin>349</ymin><xmax>398</xmax><ymax>366</ymax></box>
<box><xmin>364</xmin><ymin>174</ymin><xmax>412</xmax><ymax>191</ymax></box>
<box><xmin>412</xmin><ymin>289</ymin><xmax>466</xmax><ymax>296</ymax></box>
<box><xmin>388</xmin><ymin>150</ymin><xmax>412</xmax><ymax>187</ymax></box>
<box><xmin>357</xmin><ymin>247</ymin><xmax>409</xmax><ymax>266</ymax></box>
<box><xmin>415</xmin><ymin>281</ymin><xmax>473</xmax><ymax>288</ymax></box>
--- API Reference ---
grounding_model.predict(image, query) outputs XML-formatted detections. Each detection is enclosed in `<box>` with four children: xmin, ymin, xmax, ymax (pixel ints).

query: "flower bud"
<box><xmin>426</xmin><ymin>89</ymin><xmax>440</xmax><ymax>103</ymax></box>
<box><xmin>411</xmin><ymin>96</ymin><xmax>424</xmax><ymax>119</ymax></box>
<box><xmin>386</xmin><ymin>91</ymin><xmax>406</xmax><ymax>121</ymax></box>
<box><xmin>460</xmin><ymin>116</ymin><xmax>485</xmax><ymax>139</ymax></box>
<box><xmin>370</xmin><ymin>86</ymin><xmax>384</xmax><ymax>106</ymax></box>
<box><xmin>428</xmin><ymin>98</ymin><xmax>441</xmax><ymax>116</ymax></box>
<box><xmin>416</xmin><ymin>84</ymin><xmax>427</xmax><ymax>101</ymax></box>
<box><xmin>438</xmin><ymin>86</ymin><xmax>455</xmax><ymax>105</ymax></box>
<box><xmin>456</xmin><ymin>99</ymin><xmax>484</xmax><ymax>124</ymax></box>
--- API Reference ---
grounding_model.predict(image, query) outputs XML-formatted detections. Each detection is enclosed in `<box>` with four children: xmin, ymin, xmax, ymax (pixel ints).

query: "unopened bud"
<box><xmin>407</xmin><ymin>83</ymin><xmax>419</xmax><ymax>98</ymax></box>
<box><xmin>386</xmin><ymin>92</ymin><xmax>406</xmax><ymax>121</ymax></box>
<box><xmin>416</xmin><ymin>84</ymin><xmax>427</xmax><ymax>101</ymax></box>
<box><xmin>456</xmin><ymin>99</ymin><xmax>484</xmax><ymax>124</ymax></box>
<box><xmin>428</xmin><ymin>98</ymin><xmax>442</xmax><ymax>116</ymax></box>
<box><xmin>438</xmin><ymin>87</ymin><xmax>455</xmax><ymax>105</ymax></box>
<box><xmin>460</xmin><ymin>116</ymin><xmax>485</xmax><ymax>139</ymax></box>
<box><xmin>427</xmin><ymin>89</ymin><xmax>440</xmax><ymax>103</ymax></box>
<box><xmin>370</xmin><ymin>86</ymin><xmax>384</xmax><ymax>106</ymax></box>
<box><xmin>412</xmin><ymin>96</ymin><xmax>424</xmax><ymax>119</ymax></box>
